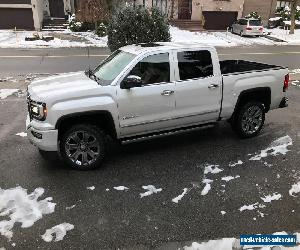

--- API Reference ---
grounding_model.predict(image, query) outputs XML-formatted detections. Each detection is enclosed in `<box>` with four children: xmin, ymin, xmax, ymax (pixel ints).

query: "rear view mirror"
<box><xmin>120</xmin><ymin>75</ymin><xmax>142</xmax><ymax>89</ymax></box>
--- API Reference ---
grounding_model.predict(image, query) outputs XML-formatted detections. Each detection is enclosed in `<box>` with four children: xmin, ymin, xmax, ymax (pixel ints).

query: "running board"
<box><xmin>121</xmin><ymin>122</ymin><xmax>216</xmax><ymax>144</ymax></box>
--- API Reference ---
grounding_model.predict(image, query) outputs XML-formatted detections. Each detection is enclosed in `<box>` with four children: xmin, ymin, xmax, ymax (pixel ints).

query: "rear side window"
<box><xmin>249</xmin><ymin>20</ymin><xmax>262</xmax><ymax>26</ymax></box>
<box><xmin>129</xmin><ymin>53</ymin><xmax>170</xmax><ymax>85</ymax></box>
<box><xmin>239</xmin><ymin>19</ymin><xmax>248</xmax><ymax>25</ymax></box>
<box><xmin>177</xmin><ymin>50</ymin><xmax>213</xmax><ymax>80</ymax></box>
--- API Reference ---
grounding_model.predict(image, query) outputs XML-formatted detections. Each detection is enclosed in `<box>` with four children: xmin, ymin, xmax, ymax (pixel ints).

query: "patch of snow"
<box><xmin>41</xmin><ymin>223</ymin><xmax>74</xmax><ymax>242</ymax></box>
<box><xmin>239</xmin><ymin>203</ymin><xmax>259</xmax><ymax>212</ymax></box>
<box><xmin>204</xmin><ymin>165</ymin><xmax>223</xmax><ymax>175</ymax></box>
<box><xmin>221</xmin><ymin>211</ymin><xmax>226</xmax><ymax>215</ymax></box>
<box><xmin>290</xmin><ymin>69</ymin><xmax>300</xmax><ymax>74</ymax></box>
<box><xmin>139</xmin><ymin>185</ymin><xmax>162</xmax><ymax>198</ymax></box>
<box><xmin>16</xmin><ymin>132</ymin><xmax>27</xmax><ymax>137</ymax></box>
<box><xmin>0</xmin><ymin>186</ymin><xmax>56</xmax><ymax>241</ymax></box>
<box><xmin>228</xmin><ymin>160</ymin><xmax>243</xmax><ymax>167</ymax></box>
<box><xmin>0</xmin><ymin>30</ymin><xmax>107</xmax><ymax>49</ymax></box>
<box><xmin>250</xmin><ymin>136</ymin><xmax>293</xmax><ymax>161</ymax></box>
<box><xmin>265</xmin><ymin>27</ymin><xmax>300</xmax><ymax>45</ymax></box>
<box><xmin>261</xmin><ymin>193</ymin><xmax>282</xmax><ymax>203</ymax></box>
<box><xmin>0</xmin><ymin>89</ymin><xmax>19</xmax><ymax>99</ymax></box>
<box><xmin>113</xmin><ymin>186</ymin><xmax>129</xmax><ymax>191</ymax></box>
<box><xmin>172</xmin><ymin>188</ymin><xmax>188</xmax><ymax>203</ymax></box>
<box><xmin>269</xmin><ymin>17</ymin><xmax>282</xmax><ymax>21</ymax></box>
<box><xmin>65</xmin><ymin>205</ymin><xmax>76</xmax><ymax>210</ymax></box>
<box><xmin>105</xmin><ymin>188</ymin><xmax>109</xmax><ymax>192</ymax></box>
<box><xmin>221</xmin><ymin>176</ymin><xmax>240</xmax><ymax>182</ymax></box>
<box><xmin>201</xmin><ymin>179</ymin><xmax>213</xmax><ymax>196</ymax></box>
<box><xmin>183</xmin><ymin>238</ymin><xmax>236</xmax><ymax>250</ymax></box>
<box><xmin>289</xmin><ymin>182</ymin><xmax>300</xmax><ymax>197</ymax></box>
<box><xmin>86</xmin><ymin>186</ymin><xmax>95</xmax><ymax>191</ymax></box>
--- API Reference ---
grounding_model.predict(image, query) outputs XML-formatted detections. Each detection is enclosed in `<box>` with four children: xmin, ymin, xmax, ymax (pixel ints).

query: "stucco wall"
<box><xmin>243</xmin><ymin>0</ymin><xmax>277</xmax><ymax>24</ymax></box>
<box><xmin>191</xmin><ymin>0</ymin><xmax>244</xmax><ymax>21</ymax></box>
<box><xmin>31</xmin><ymin>0</ymin><xmax>44</xmax><ymax>30</ymax></box>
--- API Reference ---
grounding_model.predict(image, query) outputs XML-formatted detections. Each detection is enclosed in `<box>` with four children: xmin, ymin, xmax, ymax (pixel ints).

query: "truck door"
<box><xmin>117</xmin><ymin>52</ymin><xmax>176</xmax><ymax>137</ymax></box>
<box><xmin>174</xmin><ymin>49</ymin><xmax>222</xmax><ymax>126</ymax></box>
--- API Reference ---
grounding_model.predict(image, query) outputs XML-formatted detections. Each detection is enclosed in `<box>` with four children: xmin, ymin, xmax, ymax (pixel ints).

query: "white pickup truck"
<box><xmin>26</xmin><ymin>43</ymin><xmax>289</xmax><ymax>170</ymax></box>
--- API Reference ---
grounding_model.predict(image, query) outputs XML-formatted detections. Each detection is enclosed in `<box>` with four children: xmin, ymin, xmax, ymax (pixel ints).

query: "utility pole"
<box><xmin>290</xmin><ymin>0</ymin><xmax>297</xmax><ymax>34</ymax></box>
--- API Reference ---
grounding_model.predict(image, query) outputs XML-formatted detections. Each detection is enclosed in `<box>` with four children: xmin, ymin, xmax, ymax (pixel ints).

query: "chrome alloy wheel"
<box><xmin>241</xmin><ymin>106</ymin><xmax>263</xmax><ymax>135</ymax></box>
<box><xmin>65</xmin><ymin>131</ymin><xmax>100</xmax><ymax>167</ymax></box>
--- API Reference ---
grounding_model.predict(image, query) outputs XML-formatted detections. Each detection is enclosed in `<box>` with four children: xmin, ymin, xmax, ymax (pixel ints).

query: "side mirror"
<box><xmin>120</xmin><ymin>75</ymin><xmax>142</xmax><ymax>89</ymax></box>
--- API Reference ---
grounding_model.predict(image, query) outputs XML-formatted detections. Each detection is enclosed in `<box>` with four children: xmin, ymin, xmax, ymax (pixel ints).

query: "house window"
<box><xmin>276</xmin><ymin>1</ymin><xmax>291</xmax><ymax>12</ymax></box>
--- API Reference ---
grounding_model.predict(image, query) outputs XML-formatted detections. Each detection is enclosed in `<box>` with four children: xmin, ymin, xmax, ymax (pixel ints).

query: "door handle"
<box><xmin>161</xmin><ymin>90</ymin><xmax>174</xmax><ymax>96</ymax></box>
<box><xmin>208</xmin><ymin>84</ymin><xmax>220</xmax><ymax>90</ymax></box>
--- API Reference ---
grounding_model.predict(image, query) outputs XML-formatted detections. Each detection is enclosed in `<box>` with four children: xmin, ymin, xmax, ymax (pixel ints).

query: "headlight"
<box><xmin>30</xmin><ymin>102</ymin><xmax>47</xmax><ymax>121</ymax></box>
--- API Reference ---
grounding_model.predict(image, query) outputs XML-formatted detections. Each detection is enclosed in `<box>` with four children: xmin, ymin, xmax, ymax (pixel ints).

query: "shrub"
<box><xmin>107</xmin><ymin>6</ymin><xmax>171</xmax><ymax>51</ymax></box>
<box><xmin>96</xmin><ymin>23</ymin><xmax>107</xmax><ymax>37</ymax></box>
<box><xmin>245</xmin><ymin>11</ymin><xmax>261</xmax><ymax>20</ymax></box>
<box><xmin>69</xmin><ymin>14</ymin><xmax>96</xmax><ymax>32</ymax></box>
<box><xmin>280</xmin><ymin>5</ymin><xmax>300</xmax><ymax>21</ymax></box>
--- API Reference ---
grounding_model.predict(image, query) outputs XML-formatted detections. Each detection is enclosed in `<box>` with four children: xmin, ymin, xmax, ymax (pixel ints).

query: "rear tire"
<box><xmin>60</xmin><ymin>124</ymin><xmax>106</xmax><ymax>170</ymax></box>
<box><xmin>232</xmin><ymin>101</ymin><xmax>265</xmax><ymax>138</ymax></box>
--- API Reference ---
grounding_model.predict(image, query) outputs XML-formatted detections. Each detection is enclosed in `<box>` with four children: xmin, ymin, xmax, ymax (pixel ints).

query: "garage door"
<box><xmin>203</xmin><ymin>11</ymin><xmax>238</xmax><ymax>30</ymax></box>
<box><xmin>0</xmin><ymin>8</ymin><xmax>34</xmax><ymax>30</ymax></box>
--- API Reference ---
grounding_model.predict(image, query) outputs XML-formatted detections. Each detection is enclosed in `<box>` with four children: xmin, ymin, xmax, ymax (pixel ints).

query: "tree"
<box><xmin>107</xmin><ymin>6</ymin><xmax>171</xmax><ymax>51</ymax></box>
<box><xmin>290</xmin><ymin>0</ymin><xmax>297</xmax><ymax>34</ymax></box>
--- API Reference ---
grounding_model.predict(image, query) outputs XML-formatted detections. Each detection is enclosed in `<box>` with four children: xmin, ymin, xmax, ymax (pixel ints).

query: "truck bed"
<box><xmin>220</xmin><ymin>60</ymin><xmax>284</xmax><ymax>75</ymax></box>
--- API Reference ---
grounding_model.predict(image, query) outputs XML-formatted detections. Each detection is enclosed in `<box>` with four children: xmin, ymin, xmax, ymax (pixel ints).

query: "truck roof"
<box><xmin>120</xmin><ymin>42</ymin><xmax>215</xmax><ymax>55</ymax></box>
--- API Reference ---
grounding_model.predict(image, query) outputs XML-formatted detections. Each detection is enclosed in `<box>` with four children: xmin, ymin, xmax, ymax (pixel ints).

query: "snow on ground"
<box><xmin>201</xmin><ymin>179</ymin><xmax>213</xmax><ymax>196</ymax></box>
<box><xmin>239</xmin><ymin>203</ymin><xmax>259</xmax><ymax>212</ymax></box>
<box><xmin>2</xmin><ymin>26</ymin><xmax>300</xmax><ymax>49</ymax></box>
<box><xmin>172</xmin><ymin>188</ymin><xmax>189</xmax><ymax>203</ymax></box>
<box><xmin>86</xmin><ymin>186</ymin><xmax>95</xmax><ymax>191</ymax></box>
<box><xmin>261</xmin><ymin>193</ymin><xmax>282</xmax><ymax>203</ymax></box>
<box><xmin>184</xmin><ymin>238</ymin><xmax>236</xmax><ymax>250</ymax></box>
<box><xmin>221</xmin><ymin>176</ymin><xmax>240</xmax><ymax>182</ymax></box>
<box><xmin>220</xmin><ymin>211</ymin><xmax>226</xmax><ymax>215</ymax></box>
<box><xmin>0</xmin><ymin>186</ymin><xmax>56</xmax><ymax>241</ymax></box>
<box><xmin>41</xmin><ymin>223</ymin><xmax>74</xmax><ymax>242</ymax></box>
<box><xmin>289</xmin><ymin>182</ymin><xmax>300</xmax><ymax>197</ymax></box>
<box><xmin>204</xmin><ymin>164</ymin><xmax>223</xmax><ymax>175</ymax></box>
<box><xmin>139</xmin><ymin>185</ymin><xmax>162</xmax><ymax>198</ymax></box>
<box><xmin>113</xmin><ymin>186</ymin><xmax>129</xmax><ymax>191</ymax></box>
<box><xmin>15</xmin><ymin>132</ymin><xmax>27</xmax><ymax>137</ymax></box>
<box><xmin>228</xmin><ymin>160</ymin><xmax>243</xmax><ymax>167</ymax></box>
<box><xmin>0</xmin><ymin>30</ymin><xmax>107</xmax><ymax>48</ymax></box>
<box><xmin>65</xmin><ymin>205</ymin><xmax>76</xmax><ymax>210</ymax></box>
<box><xmin>0</xmin><ymin>89</ymin><xmax>19</xmax><ymax>99</ymax></box>
<box><xmin>250</xmin><ymin>135</ymin><xmax>293</xmax><ymax>161</ymax></box>
<box><xmin>267</xmin><ymin>27</ymin><xmax>300</xmax><ymax>44</ymax></box>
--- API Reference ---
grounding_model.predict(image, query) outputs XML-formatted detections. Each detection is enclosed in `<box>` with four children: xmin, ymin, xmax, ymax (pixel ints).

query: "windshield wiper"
<box><xmin>85</xmin><ymin>69</ymin><xmax>102</xmax><ymax>85</ymax></box>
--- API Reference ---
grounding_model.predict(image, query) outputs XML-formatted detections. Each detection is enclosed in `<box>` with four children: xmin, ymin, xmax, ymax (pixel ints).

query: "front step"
<box><xmin>42</xmin><ymin>17</ymin><xmax>69</xmax><ymax>31</ymax></box>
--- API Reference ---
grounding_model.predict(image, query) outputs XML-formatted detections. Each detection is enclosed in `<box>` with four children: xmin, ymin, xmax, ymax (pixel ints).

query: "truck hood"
<box><xmin>28</xmin><ymin>71</ymin><xmax>100</xmax><ymax>103</ymax></box>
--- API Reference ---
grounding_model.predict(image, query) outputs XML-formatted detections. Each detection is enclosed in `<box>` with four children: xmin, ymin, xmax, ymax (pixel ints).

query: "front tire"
<box><xmin>233</xmin><ymin>101</ymin><xmax>265</xmax><ymax>138</ymax></box>
<box><xmin>60</xmin><ymin>124</ymin><xmax>106</xmax><ymax>170</ymax></box>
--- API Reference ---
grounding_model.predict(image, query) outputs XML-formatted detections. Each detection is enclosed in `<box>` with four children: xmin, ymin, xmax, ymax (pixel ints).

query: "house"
<box><xmin>0</xmin><ymin>0</ymin><xmax>75</xmax><ymax>30</ymax></box>
<box><xmin>136</xmin><ymin>0</ymin><xmax>286</xmax><ymax>29</ymax></box>
<box><xmin>242</xmin><ymin>0</ymin><xmax>277</xmax><ymax>25</ymax></box>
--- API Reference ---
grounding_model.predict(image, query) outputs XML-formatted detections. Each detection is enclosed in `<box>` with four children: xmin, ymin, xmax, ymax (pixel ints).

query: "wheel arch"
<box><xmin>232</xmin><ymin>87</ymin><xmax>271</xmax><ymax>120</ymax></box>
<box><xmin>56</xmin><ymin>110</ymin><xmax>118</xmax><ymax>140</ymax></box>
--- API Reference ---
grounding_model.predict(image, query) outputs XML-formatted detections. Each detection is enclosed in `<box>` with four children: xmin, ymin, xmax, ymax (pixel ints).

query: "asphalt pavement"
<box><xmin>0</xmin><ymin>45</ymin><xmax>300</xmax><ymax>249</ymax></box>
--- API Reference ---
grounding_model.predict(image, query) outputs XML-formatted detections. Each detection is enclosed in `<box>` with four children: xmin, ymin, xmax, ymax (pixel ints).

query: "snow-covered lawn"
<box><xmin>1</xmin><ymin>26</ymin><xmax>300</xmax><ymax>48</ymax></box>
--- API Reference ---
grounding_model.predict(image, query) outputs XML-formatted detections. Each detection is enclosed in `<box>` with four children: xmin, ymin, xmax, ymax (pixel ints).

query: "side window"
<box><xmin>177</xmin><ymin>50</ymin><xmax>213</xmax><ymax>81</ymax></box>
<box><xmin>129</xmin><ymin>53</ymin><xmax>170</xmax><ymax>85</ymax></box>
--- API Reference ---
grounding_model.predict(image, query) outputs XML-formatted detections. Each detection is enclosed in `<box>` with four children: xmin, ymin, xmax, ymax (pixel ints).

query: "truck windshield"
<box><xmin>92</xmin><ymin>50</ymin><xmax>136</xmax><ymax>86</ymax></box>
<box><xmin>249</xmin><ymin>20</ymin><xmax>262</xmax><ymax>26</ymax></box>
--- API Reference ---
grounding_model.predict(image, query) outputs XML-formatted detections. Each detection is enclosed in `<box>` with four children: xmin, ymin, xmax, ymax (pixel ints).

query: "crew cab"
<box><xmin>26</xmin><ymin>43</ymin><xmax>289</xmax><ymax>170</ymax></box>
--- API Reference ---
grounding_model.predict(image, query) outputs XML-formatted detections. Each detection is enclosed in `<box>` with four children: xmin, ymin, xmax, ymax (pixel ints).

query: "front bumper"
<box><xmin>26</xmin><ymin>116</ymin><xmax>58</xmax><ymax>151</ymax></box>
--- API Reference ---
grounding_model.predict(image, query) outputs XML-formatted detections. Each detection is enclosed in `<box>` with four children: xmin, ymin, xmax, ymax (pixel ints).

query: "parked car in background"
<box><xmin>268</xmin><ymin>17</ymin><xmax>283</xmax><ymax>29</ymax></box>
<box><xmin>231</xmin><ymin>18</ymin><xmax>264</xmax><ymax>37</ymax></box>
<box><xmin>26</xmin><ymin>43</ymin><xmax>289</xmax><ymax>170</ymax></box>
